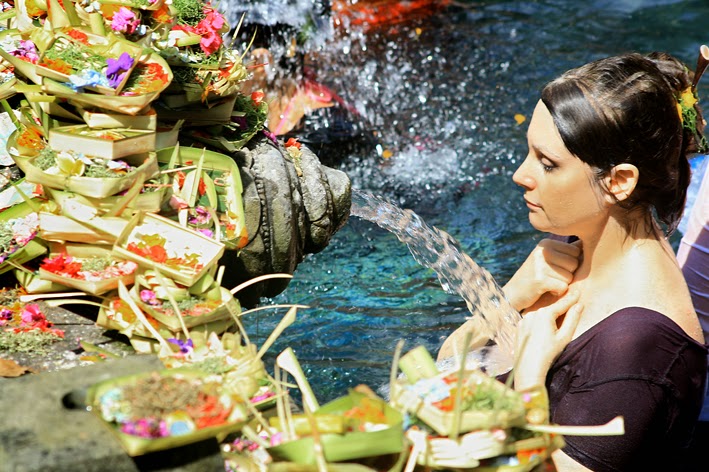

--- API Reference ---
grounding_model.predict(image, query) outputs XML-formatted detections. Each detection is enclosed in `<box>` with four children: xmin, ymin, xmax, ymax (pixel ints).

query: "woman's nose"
<box><xmin>512</xmin><ymin>156</ymin><xmax>536</xmax><ymax>189</ymax></box>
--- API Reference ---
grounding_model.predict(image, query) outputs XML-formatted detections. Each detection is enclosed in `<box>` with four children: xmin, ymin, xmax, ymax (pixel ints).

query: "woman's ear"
<box><xmin>603</xmin><ymin>164</ymin><xmax>639</xmax><ymax>202</ymax></box>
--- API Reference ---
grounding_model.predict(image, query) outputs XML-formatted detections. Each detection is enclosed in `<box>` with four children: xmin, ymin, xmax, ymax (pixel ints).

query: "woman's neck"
<box><xmin>574</xmin><ymin>212</ymin><xmax>664</xmax><ymax>283</ymax></box>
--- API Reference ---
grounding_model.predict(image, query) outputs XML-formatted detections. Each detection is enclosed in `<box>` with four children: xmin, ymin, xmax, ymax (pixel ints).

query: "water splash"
<box><xmin>350</xmin><ymin>188</ymin><xmax>521</xmax><ymax>372</ymax></box>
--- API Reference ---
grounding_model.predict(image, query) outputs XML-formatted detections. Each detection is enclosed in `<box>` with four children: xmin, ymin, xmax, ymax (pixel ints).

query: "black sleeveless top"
<box><xmin>547</xmin><ymin>307</ymin><xmax>707</xmax><ymax>471</ymax></box>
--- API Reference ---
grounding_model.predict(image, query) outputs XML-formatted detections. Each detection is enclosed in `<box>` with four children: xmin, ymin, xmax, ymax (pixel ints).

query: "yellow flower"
<box><xmin>56</xmin><ymin>153</ymin><xmax>85</xmax><ymax>176</ymax></box>
<box><xmin>677</xmin><ymin>103</ymin><xmax>684</xmax><ymax>121</ymax></box>
<box><xmin>680</xmin><ymin>88</ymin><xmax>697</xmax><ymax>108</ymax></box>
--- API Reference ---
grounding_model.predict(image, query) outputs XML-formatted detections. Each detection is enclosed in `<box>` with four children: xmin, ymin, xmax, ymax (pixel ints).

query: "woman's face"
<box><xmin>512</xmin><ymin>101</ymin><xmax>608</xmax><ymax>236</ymax></box>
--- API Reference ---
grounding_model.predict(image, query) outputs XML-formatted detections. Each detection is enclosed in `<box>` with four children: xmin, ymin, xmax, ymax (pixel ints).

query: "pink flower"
<box><xmin>111</xmin><ymin>7</ymin><xmax>140</xmax><ymax>34</ymax></box>
<box><xmin>140</xmin><ymin>290</ymin><xmax>160</xmax><ymax>306</ymax></box>
<box><xmin>11</xmin><ymin>40</ymin><xmax>39</xmax><ymax>63</ymax></box>
<box><xmin>21</xmin><ymin>303</ymin><xmax>44</xmax><ymax>325</ymax></box>
<box><xmin>201</xmin><ymin>7</ymin><xmax>225</xmax><ymax>31</ymax></box>
<box><xmin>199</xmin><ymin>31</ymin><xmax>222</xmax><ymax>56</ymax></box>
<box><xmin>198</xmin><ymin>228</ymin><xmax>214</xmax><ymax>238</ymax></box>
<box><xmin>169</xmin><ymin>194</ymin><xmax>189</xmax><ymax>211</ymax></box>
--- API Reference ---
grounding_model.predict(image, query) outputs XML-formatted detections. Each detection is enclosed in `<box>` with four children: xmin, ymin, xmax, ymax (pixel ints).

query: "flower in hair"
<box><xmin>677</xmin><ymin>86</ymin><xmax>708</xmax><ymax>152</ymax></box>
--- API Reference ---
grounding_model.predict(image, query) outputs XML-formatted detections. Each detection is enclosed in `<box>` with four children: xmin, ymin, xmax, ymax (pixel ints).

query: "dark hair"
<box><xmin>540</xmin><ymin>52</ymin><xmax>705</xmax><ymax>234</ymax></box>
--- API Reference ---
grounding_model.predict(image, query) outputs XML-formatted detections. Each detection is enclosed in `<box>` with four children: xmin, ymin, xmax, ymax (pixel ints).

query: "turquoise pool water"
<box><xmin>247</xmin><ymin>0</ymin><xmax>709</xmax><ymax>403</ymax></box>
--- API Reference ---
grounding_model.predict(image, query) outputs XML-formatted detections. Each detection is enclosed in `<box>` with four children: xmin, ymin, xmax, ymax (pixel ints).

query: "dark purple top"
<box><xmin>547</xmin><ymin>307</ymin><xmax>707</xmax><ymax>471</ymax></box>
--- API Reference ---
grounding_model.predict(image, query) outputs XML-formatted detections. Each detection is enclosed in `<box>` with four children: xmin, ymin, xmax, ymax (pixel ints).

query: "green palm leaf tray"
<box><xmin>38</xmin><ymin>242</ymin><xmax>136</xmax><ymax>296</ymax></box>
<box><xmin>113</xmin><ymin>211</ymin><xmax>225</xmax><ymax>286</ymax></box>
<box><xmin>267</xmin><ymin>391</ymin><xmax>405</xmax><ymax>465</ymax></box>
<box><xmin>389</xmin><ymin>369</ymin><xmax>526</xmax><ymax>437</ymax></box>
<box><xmin>96</xmin><ymin>298</ymin><xmax>236</xmax><ymax>351</ymax></box>
<box><xmin>9</xmin><ymin>139</ymin><xmax>160</xmax><ymax>199</ymax></box>
<box><xmin>156</xmin><ymin>145</ymin><xmax>248</xmax><ymax>250</ymax></box>
<box><xmin>0</xmin><ymin>200</ymin><xmax>46</xmax><ymax>274</ymax></box>
<box><xmin>128</xmin><ymin>284</ymin><xmax>239</xmax><ymax>331</ymax></box>
<box><xmin>85</xmin><ymin>368</ymin><xmax>250</xmax><ymax>456</ymax></box>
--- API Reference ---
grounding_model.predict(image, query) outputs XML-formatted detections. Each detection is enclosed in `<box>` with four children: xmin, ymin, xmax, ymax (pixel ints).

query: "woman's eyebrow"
<box><xmin>530</xmin><ymin>143</ymin><xmax>561</xmax><ymax>160</ymax></box>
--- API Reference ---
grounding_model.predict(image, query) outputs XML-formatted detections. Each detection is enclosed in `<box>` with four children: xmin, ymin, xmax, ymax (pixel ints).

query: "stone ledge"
<box><xmin>0</xmin><ymin>355</ymin><xmax>226</xmax><ymax>472</ymax></box>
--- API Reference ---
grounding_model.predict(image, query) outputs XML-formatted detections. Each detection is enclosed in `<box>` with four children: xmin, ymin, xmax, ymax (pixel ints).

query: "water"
<box><xmin>349</xmin><ymin>189</ymin><xmax>519</xmax><ymax>371</ymax></box>
<box><xmin>240</xmin><ymin>0</ymin><xmax>709</xmax><ymax>404</ymax></box>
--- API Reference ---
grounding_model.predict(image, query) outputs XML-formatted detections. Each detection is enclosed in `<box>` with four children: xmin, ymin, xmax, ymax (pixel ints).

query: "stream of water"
<box><xmin>349</xmin><ymin>189</ymin><xmax>519</xmax><ymax>374</ymax></box>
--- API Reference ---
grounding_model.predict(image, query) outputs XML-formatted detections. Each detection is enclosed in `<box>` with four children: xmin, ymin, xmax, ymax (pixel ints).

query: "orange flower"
<box><xmin>40</xmin><ymin>57</ymin><xmax>72</xmax><ymax>74</ymax></box>
<box><xmin>151</xmin><ymin>4</ymin><xmax>173</xmax><ymax>23</ymax></box>
<box><xmin>176</xmin><ymin>170</ymin><xmax>186</xmax><ymax>189</ymax></box>
<box><xmin>285</xmin><ymin>137</ymin><xmax>301</xmax><ymax>149</ymax></box>
<box><xmin>148</xmin><ymin>244</ymin><xmax>168</xmax><ymax>263</ymax></box>
<box><xmin>17</xmin><ymin>127</ymin><xmax>45</xmax><ymax>150</ymax></box>
<box><xmin>65</xmin><ymin>28</ymin><xmax>89</xmax><ymax>45</ymax></box>
<box><xmin>100</xmin><ymin>2</ymin><xmax>122</xmax><ymax>20</ymax></box>
<box><xmin>251</xmin><ymin>91</ymin><xmax>265</xmax><ymax>105</ymax></box>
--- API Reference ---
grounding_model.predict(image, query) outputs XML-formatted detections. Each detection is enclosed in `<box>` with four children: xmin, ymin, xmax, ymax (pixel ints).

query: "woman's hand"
<box><xmin>513</xmin><ymin>290</ymin><xmax>583</xmax><ymax>391</ymax></box>
<box><xmin>503</xmin><ymin>238</ymin><xmax>582</xmax><ymax>312</ymax></box>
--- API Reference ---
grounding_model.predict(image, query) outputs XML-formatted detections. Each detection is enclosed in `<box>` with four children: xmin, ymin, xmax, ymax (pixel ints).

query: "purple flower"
<box><xmin>262</xmin><ymin>129</ymin><xmax>278</xmax><ymax>146</ymax></box>
<box><xmin>120</xmin><ymin>418</ymin><xmax>169</xmax><ymax>438</ymax></box>
<box><xmin>0</xmin><ymin>308</ymin><xmax>12</xmax><ymax>326</ymax></box>
<box><xmin>105</xmin><ymin>53</ymin><xmax>134</xmax><ymax>88</ymax></box>
<box><xmin>168</xmin><ymin>338</ymin><xmax>194</xmax><ymax>354</ymax></box>
<box><xmin>231</xmin><ymin>116</ymin><xmax>247</xmax><ymax>130</ymax></box>
<box><xmin>188</xmin><ymin>207</ymin><xmax>210</xmax><ymax>225</ymax></box>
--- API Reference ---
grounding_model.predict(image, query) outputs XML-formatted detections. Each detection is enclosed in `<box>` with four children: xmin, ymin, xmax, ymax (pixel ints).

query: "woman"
<box><xmin>442</xmin><ymin>51</ymin><xmax>708</xmax><ymax>471</ymax></box>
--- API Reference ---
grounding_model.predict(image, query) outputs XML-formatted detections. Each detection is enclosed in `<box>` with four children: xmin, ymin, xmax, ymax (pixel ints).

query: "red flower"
<box><xmin>176</xmin><ymin>170</ymin><xmax>186</xmax><ymax>189</ymax></box>
<box><xmin>285</xmin><ymin>137</ymin><xmax>301</xmax><ymax>149</ymax></box>
<box><xmin>251</xmin><ymin>91</ymin><xmax>265</xmax><ymax>105</ymax></box>
<box><xmin>21</xmin><ymin>303</ymin><xmax>44</xmax><ymax>325</ymax></box>
<box><xmin>40</xmin><ymin>253</ymin><xmax>82</xmax><ymax>277</ymax></box>
<box><xmin>40</xmin><ymin>253</ymin><xmax>70</xmax><ymax>273</ymax></box>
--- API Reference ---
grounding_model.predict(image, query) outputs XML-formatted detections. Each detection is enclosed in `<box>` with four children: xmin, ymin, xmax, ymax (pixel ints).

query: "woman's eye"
<box><xmin>540</xmin><ymin>158</ymin><xmax>557</xmax><ymax>173</ymax></box>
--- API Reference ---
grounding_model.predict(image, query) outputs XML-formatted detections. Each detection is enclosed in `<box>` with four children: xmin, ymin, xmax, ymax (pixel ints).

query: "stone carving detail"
<box><xmin>222</xmin><ymin>135</ymin><xmax>351</xmax><ymax>304</ymax></box>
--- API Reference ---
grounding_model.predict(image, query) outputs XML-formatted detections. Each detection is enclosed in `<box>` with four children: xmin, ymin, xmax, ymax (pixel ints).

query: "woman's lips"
<box><xmin>524</xmin><ymin>198</ymin><xmax>541</xmax><ymax>209</ymax></box>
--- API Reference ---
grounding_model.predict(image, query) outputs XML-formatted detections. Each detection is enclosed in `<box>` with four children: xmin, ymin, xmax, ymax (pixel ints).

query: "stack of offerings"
<box><xmin>0</xmin><ymin>0</ymin><xmax>269</xmax><ymax>351</ymax></box>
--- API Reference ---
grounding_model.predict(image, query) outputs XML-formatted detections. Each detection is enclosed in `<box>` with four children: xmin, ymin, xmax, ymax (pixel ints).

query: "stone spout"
<box><xmin>221</xmin><ymin>135</ymin><xmax>351</xmax><ymax>305</ymax></box>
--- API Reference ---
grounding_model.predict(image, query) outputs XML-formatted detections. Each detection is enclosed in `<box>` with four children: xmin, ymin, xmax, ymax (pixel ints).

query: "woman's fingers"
<box><xmin>547</xmin><ymin>289</ymin><xmax>581</xmax><ymax>318</ymax></box>
<box><xmin>557</xmin><ymin>302</ymin><xmax>583</xmax><ymax>343</ymax></box>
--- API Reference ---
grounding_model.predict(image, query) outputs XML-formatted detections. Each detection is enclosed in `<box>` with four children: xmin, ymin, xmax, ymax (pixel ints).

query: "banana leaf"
<box><xmin>113</xmin><ymin>211</ymin><xmax>225</xmax><ymax>286</ymax></box>
<box><xmin>14</xmin><ymin>269</ymin><xmax>71</xmax><ymax>293</ymax></box>
<box><xmin>77</xmin><ymin>105</ymin><xmax>157</xmax><ymax>130</ymax></box>
<box><xmin>96</xmin><ymin>297</ymin><xmax>236</xmax><ymax>347</ymax></box>
<box><xmin>38</xmin><ymin>212</ymin><xmax>125</xmax><ymax>244</ymax></box>
<box><xmin>40</xmin><ymin>43</ymin><xmax>172</xmax><ymax>116</ymax></box>
<box><xmin>48</xmin><ymin>125</ymin><xmax>156</xmax><ymax>160</ymax></box>
<box><xmin>156</xmin><ymin>145</ymin><xmax>248</xmax><ymax>250</ymax></box>
<box><xmin>267</xmin><ymin>391</ymin><xmax>404</xmax><ymax>465</ymax></box>
<box><xmin>85</xmin><ymin>368</ymin><xmax>249</xmax><ymax>456</ymax></box>
<box><xmin>389</xmin><ymin>369</ymin><xmax>526</xmax><ymax>437</ymax></box>
<box><xmin>38</xmin><ymin>242</ymin><xmax>136</xmax><ymax>295</ymax></box>
<box><xmin>11</xmin><ymin>142</ymin><xmax>160</xmax><ymax>199</ymax></box>
<box><xmin>128</xmin><ymin>284</ymin><xmax>239</xmax><ymax>331</ymax></box>
<box><xmin>154</xmin><ymin>94</ymin><xmax>237</xmax><ymax>125</ymax></box>
<box><xmin>0</xmin><ymin>75</ymin><xmax>17</xmax><ymax>101</ymax></box>
<box><xmin>0</xmin><ymin>200</ymin><xmax>46</xmax><ymax>274</ymax></box>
